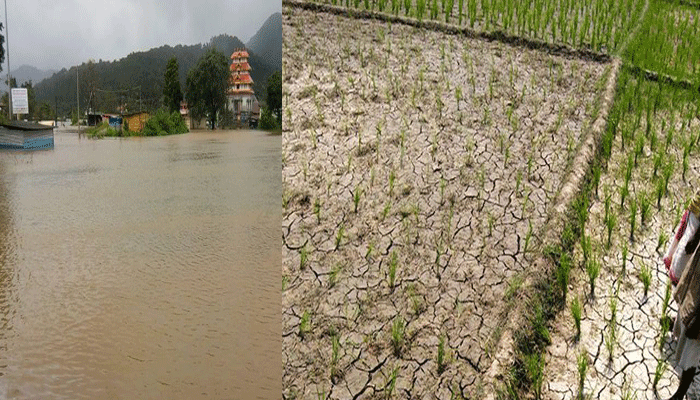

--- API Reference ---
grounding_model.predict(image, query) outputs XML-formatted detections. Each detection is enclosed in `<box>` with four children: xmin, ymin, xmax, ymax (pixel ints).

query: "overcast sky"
<box><xmin>1</xmin><ymin>0</ymin><xmax>280</xmax><ymax>71</ymax></box>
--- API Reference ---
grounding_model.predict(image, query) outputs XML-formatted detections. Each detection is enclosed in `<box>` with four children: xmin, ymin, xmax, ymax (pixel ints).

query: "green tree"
<box><xmin>266</xmin><ymin>70</ymin><xmax>282</xmax><ymax>126</ymax></box>
<box><xmin>20</xmin><ymin>80</ymin><xmax>36</xmax><ymax>120</ymax></box>
<box><xmin>185</xmin><ymin>48</ymin><xmax>229</xmax><ymax>129</ymax></box>
<box><xmin>163</xmin><ymin>57</ymin><xmax>183</xmax><ymax>113</ymax></box>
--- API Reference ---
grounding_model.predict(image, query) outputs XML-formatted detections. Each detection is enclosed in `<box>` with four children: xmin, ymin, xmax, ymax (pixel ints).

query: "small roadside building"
<box><xmin>123</xmin><ymin>112</ymin><xmax>150</xmax><ymax>133</ymax></box>
<box><xmin>0</xmin><ymin>121</ymin><xmax>54</xmax><ymax>150</ymax></box>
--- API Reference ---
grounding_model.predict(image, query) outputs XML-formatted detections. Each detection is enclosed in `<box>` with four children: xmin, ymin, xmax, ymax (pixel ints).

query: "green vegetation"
<box><xmin>141</xmin><ymin>109</ymin><xmax>189</xmax><ymax>136</ymax></box>
<box><xmin>185</xmin><ymin>48</ymin><xmax>230</xmax><ymax>129</ymax></box>
<box><xmin>163</xmin><ymin>57</ymin><xmax>184</xmax><ymax>114</ymax></box>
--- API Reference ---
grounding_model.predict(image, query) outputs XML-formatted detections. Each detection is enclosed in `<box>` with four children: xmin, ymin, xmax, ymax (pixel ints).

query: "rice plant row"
<box><xmin>315</xmin><ymin>0</ymin><xmax>646</xmax><ymax>54</ymax></box>
<box><xmin>625</xmin><ymin>0</ymin><xmax>700</xmax><ymax>85</ymax></box>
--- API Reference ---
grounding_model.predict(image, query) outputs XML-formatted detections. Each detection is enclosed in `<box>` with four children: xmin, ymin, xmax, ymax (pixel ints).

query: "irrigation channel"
<box><xmin>283</xmin><ymin>0</ymin><xmax>700</xmax><ymax>398</ymax></box>
<box><xmin>0</xmin><ymin>127</ymin><xmax>280</xmax><ymax>399</ymax></box>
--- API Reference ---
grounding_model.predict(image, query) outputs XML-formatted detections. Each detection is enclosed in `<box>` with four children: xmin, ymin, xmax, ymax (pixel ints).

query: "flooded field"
<box><xmin>0</xmin><ymin>127</ymin><xmax>280</xmax><ymax>399</ymax></box>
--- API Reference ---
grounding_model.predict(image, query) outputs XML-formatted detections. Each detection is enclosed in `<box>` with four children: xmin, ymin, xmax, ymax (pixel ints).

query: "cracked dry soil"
<box><xmin>283</xmin><ymin>7</ymin><xmax>609</xmax><ymax>399</ymax></box>
<box><xmin>545</xmin><ymin>77</ymin><xmax>700</xmax><ymax>400</ymax></box>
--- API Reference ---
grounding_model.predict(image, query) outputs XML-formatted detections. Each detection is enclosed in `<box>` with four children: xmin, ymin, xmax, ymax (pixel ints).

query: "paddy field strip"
<box><xmin>299</xmin><ymin>0</ymin><xmax>647</xmax><ymax>54</ymax></box>
<box><xmin>282</xmin><ymin>7</ymin><xmax>610</xmax><ymax>398</ymax></box>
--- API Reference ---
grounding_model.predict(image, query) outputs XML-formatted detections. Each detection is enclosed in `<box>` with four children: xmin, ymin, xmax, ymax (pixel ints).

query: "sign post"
<box><xmin>11</xmin><ymin>88</ymin><xmax>28</xmax><ymax>117</ymax></box>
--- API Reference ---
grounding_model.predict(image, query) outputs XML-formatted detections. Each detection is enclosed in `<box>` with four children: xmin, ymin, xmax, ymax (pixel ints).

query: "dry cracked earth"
<box><xmin>545</xmin><ymin>78</ymin><xmax>700</xmax><ymax>399</ymax></box>
<box><xmin>282</xmin><ymin>6</ymin><xmax>609</xmax><ymax>399</ymax></box>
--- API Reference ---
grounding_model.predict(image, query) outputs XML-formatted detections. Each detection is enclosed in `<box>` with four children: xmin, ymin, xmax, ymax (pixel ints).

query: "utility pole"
<box><xmin>77</xmin><ymin>66</ymin><xmax>80</xmax><ymax>134</ymax></box>
<box><xmin>5</xmin><ymin>0</ymin><xmax>11</xmax><ymax>120</ymax></box>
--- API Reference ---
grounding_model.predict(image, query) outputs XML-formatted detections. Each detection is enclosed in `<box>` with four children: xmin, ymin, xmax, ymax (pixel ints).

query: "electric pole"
<box><xmin>77</xmin><ymin>66</ymin><xmax>80</xmax><ymax>134</ymax></box>
<box><xmin>5</xmin><ymin>0</ymin><xmax>11</xmax><ymax>120</ymax></box>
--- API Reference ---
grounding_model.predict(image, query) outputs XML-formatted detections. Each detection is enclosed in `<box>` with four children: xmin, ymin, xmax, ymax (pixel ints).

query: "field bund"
<box><xmin>282</xmin><ymin>6</ymin><xmax>613</xmax><ymax>398</ymax></box>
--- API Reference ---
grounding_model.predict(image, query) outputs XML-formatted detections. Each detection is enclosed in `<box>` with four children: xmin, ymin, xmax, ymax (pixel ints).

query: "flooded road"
<box><xmin>0</xmin><ymin>128</ymin><xmax>280</xmax><ymax>399</ymax></box>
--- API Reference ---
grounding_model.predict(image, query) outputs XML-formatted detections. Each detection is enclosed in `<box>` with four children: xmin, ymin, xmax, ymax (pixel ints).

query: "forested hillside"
<box><xmin>34</xmin><ymin>34</ymin><xmax>278</xmax><ymax>117</ymax></box>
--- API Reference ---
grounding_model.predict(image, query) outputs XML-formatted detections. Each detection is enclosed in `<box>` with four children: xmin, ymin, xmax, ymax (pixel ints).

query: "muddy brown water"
<box><xmin>0</xmin><ymin>127</ymin><xmax>280</xmax><ymax>399</ymax></box>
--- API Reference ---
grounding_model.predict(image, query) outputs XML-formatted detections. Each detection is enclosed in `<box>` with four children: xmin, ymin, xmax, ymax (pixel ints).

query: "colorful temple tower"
<box><xmin>228</xmin><ymin>49</ymin><xmax>258</xmax><ymax>124</ymax></box>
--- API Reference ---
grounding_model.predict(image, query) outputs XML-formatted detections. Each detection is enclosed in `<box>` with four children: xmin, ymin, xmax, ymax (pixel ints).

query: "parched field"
<box><xmin>545</xmin><ymin>72</ymin><xmax>700</xmax><ymax>399</ymax></box>
<box><xmin>282</xmin><ymin>6</ymin><xmax>611</xmax><ymax>398</ymax></box>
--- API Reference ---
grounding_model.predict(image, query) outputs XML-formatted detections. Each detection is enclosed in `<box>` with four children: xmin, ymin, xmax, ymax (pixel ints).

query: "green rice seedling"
<box><xmin>353</xmin><ymin>185</ymin><xmax>362</xmax><ymax>213</ymax></box>
<box><xmin>621</xmin><ymin>243</ymin><xmax>628</xmax><ymax>277</ymax></box>
<box><xmin>457</xmin><ymin>0</ymin><xmax>463</xmax><ymax>24</ymax></box>
<box><xmin>639</xmin><ymin>261</ymin><xmax>652</xmax><ymax>297</ymax></box>
<box><xmin>629</xmin><ymin>197</ymin><xmax>637</xmax><ymax>241</ymax></box>
<box><xmin>605</xmin><ymin>324</ymin><xmax>616</xmax><ymax>361</ymax></box>
<box><xmin>299</xmin><ymin>310</ymin><xmax>311</xmax><ymax>338</ymax></box>
<box><xmin>653</xmin><ymin>152</ymin><xmax>662</xmax><ymax>178</ymax></box>
<box><xmin>314</xmin><ymin>198</ymin><xmax>321</xmax><ymax>224</ymax></box>
<box><xmin>524</xmin><ymin>220</ymin><xmax>533</xmax><ymax>253</ymax></box>
<box><xmin>557</xmin><ymin>253</ymin><xmax>572</xmax><ymax>299</ymax></box>
<box><xmin>440</xmin><ymin>178</ymin><xmax>447</xmax><ymax>205</ymax></box>
<box><xmin>515</xmin><ymin>170</ymin><xmax>523</xmax><ymax>197</ymax></box>
<box><xmin>653</xmin><ymin>360</ymin><xmax>666</xmax><ymax>389</ymax></box>
<box><xmin>487</xmin><ymin>213</ymin><xmax>495</xmax><ymax>237</ymax></box>
<box><xmin>378</xmin><ymin>0</ymin><xmax>386</xmax><ymax>11</ymax></box>
<box><xmin>455</xmin><ymin>86</ymin><xmax>462</xmax><ymax>111</ymax></box>
<box><xmin>663</xmin><ymin>162</ymin><xmax>674</xmax><ymax>197</ymax></box>
<box><xmin>505</xmin><ymin>275</ymin><xmax>524</xmax><ymax>302</ymax></box>
<box><xmin>363</xmin><ymin>0</ymin><xmax>369</xmax><ymax>9</ymax></box>
<box><xmin>335</xmin><ymin>225</ymin><xmax>345</xmax><ymax>250</ymax></box>
<box><xmin>639</xmin><ymin>192</ymin><xmax>651</xmax><ymax>227</ymax></box>
<box><xmin>282</xmin><ymin>275</ymin><xmax>289</xmax><ymax>291</ymax></box>
<box><xmin>437</xmin><ymin>335</ymin><xmax>446</xmax><ymax>374</ymax></box>
<box><xmin>404</xmin><ymin>0</ymin><xmax>411</xmax><ymax>14</ymax></box>
<box><xmin>592</xmin><ymin>164</ymin><xmax>601</xmax><ymax>198</ymax></box>
<box><xmin>386</xmin><ymin>366</ymin><xmax>399</xmax><ymax>398</ymax></box>
<box><xmin>605</xmin><ymin>212</ymin><xmax>617</xmax><ymax>249</ymax></box>
<box><xmin>577</xmin><ymin>350</ymin><xmax>588</xmax><ymax>393</ymax></box>
<box><xmin>656</xmin><ymin>179</ymin><xmax>665</xmax><ymax>209</ymax></box>
<box><xmin>571</xmin><ymin>296</ymin><xmax>582</xmax><ymax>340</ymax></box>
<box><xmin>391</xmin><ymin>0</ymin><xmax>398</xmax><ymax>14</ymax></box>
<box><xmin>445</xmin><ymin>0</ymin><xmax>453</xmax><ymax>22</ymax></box>
<box><xmin>389</xmin><ymin>170</ymin><xmax>396</xmax><ymax>197</ymax></box>
<box><xmin>620</xmin><ymin>181</ymin><xmax>629</xmax><ymax>210</ymax></box>
<box><xmin>431</xmin><ymin>0</ymin><xmax>438</xmax><ymax>19</ymax></box>
<box><xmin>524</xmin><ymin>352</ymin><xmax>544</xmax><ymax>399</ymax></box>
<box><xmin>381</xmin><ymin>201</ymin><xmax>392</xmax><ymax>221</ymax></box>
<box><xmin>329</xmin><ymin>264</ymin><xmax>341</xmax><ymax>288</ymax></box>
<box><xmin>634</xmin><ymin>134</ymin><xmax>645</xmax><ymax>166</ymax></box>
<box><xmin>388</xmin><ymin>250</ymin><xmax>399</xmax><ymax>290</ymax></box>
<box><xmin>416</xmin><ymin>0</ymin><xmax>426</xmax><ymax>20</ymax></box>
<box><xmin>391</xmin><ymin>315</ymin><xmax>405</xmax><ymax>357</ymax></box>
<box><xmin>331</xmin><ymin>334</ymin><xmax>341</xmax><ymax>380</ymax></box>
<box><xmin>586</xmin><ymin>258</ymin><xmax>601</xmax><ymax>297</ymax></box>
<box><xmin>580</xmin><ymin>234</ymin><xmax>592</xmax><ymax>265</ymax></box>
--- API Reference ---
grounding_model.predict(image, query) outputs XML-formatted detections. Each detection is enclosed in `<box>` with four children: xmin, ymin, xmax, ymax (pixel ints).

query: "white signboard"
<box><xmin>11</xmin><ymin>88</ymin><xmax>29</xmax><ymax>115</ymax></box>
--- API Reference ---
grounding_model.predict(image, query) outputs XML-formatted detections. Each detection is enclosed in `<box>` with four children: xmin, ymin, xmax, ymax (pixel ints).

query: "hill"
<box><xmin>1</xmin><ymin>65</ymin><xmax>56</xmax><ymax>92</ymax></box>
<box><xmin>246</xmin><ymin>12</ymin><xmax>282</xmax><ymax>69</ymax></box>
<box><xmin>34</xmin><ymin>33</ymin><xmax>280</xmax><ymax>117</ymax></box>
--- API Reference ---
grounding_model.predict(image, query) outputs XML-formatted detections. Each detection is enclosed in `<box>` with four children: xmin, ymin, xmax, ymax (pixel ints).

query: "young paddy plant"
<box><xmin>653</xmin><ymin>360</ymin><xmax>667</xmax><ymax>390</ymax></box>
<box><xmin>629</xmin><ymin>197</ymin><xmax>637</xmax><ymax>242</ymax></box>
<box><xmin>437</xmin><ymin>334</ymin><xmax>446</xmax><ymax>374</ymax></box>
<box><xmin>586</xmin><ymin>257</ymin><xmax>601</xmax><ymax>298</ymax></box>
<box><xmin>388</xmin><ymin>250</ymin><xmax>399</xmax><ymax>290</ymax></box>
<box><xmin>571</xmin><ymin>295</ymin><xmax>582</xmax><ymax>340</ymax></box>
<box><xmin>391</xmin><ymin>315</ymin><xmax>405</xmax><ymax>357</ymax></box>
<box><xmin>639</xmin><ymin>261</ymin><xmax>652</xmax><ymax>298</ymax></box>
<box><xmin>577</xmin><ymin>350</ymin><xmax>588</xmax><ymax>395</ymax></box>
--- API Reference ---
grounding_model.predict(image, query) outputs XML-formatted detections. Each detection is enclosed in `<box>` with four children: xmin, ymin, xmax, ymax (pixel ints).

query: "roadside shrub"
<box><xmin>142</xmin><ymin>109</ymin><xmax>189</xmax><ymax>136</ymax></box>
<box><xmin>259</xmin><ymin>107</ymin><xmax>280</xmax><ymax>131</ymax></box>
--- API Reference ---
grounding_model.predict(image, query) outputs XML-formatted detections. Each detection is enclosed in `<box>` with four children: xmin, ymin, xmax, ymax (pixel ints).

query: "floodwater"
<box><xmin>0</xmin><ymin>127</ymin><xmax>280</xmax><ymax>399</ymax></box>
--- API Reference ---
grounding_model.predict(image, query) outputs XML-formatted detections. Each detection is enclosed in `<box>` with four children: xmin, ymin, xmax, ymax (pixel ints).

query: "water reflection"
<box><xmin>0</xmin><ymin>129</ymin><xmax>280</xmax><ymax>399</ymax></box>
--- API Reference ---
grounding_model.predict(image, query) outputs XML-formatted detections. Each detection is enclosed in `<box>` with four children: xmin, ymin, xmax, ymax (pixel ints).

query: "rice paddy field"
<box><xmin>282</xmin><ymin>0</ymin><xmax>700</xmax><ymax>398</ymax></box>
